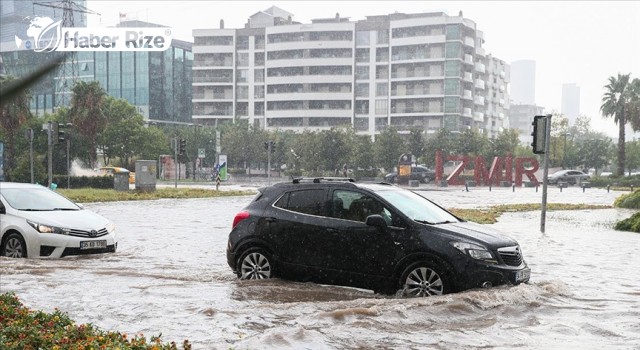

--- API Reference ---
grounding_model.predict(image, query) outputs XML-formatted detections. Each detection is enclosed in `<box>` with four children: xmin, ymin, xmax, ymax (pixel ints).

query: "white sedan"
<box><xmin>0</xmin><ymin>182</ymin><xmax>118</xmax><ymax>258</ymax></box>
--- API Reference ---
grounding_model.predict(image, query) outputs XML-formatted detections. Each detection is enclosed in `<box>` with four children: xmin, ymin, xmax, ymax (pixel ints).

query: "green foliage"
<box><xmin>450</xmin><ymin>203</ymin><xmax>611</xmax><ymax>224</ymax></box>
<box><xmin>614</xmin><ymin>212</ymin><xmax>640</xmax><ymax>232</ymax></box>
<box><xmin>375</xmin><ymin>126</ymin><xmax>406</xmax><ymax>171</ymax></box>
<box><xmin>0</xmin><ymin>292</ymin><xmax>192</xmax><ymax>350</ymax></box>
<box><xmin>51</xmin><ymin>175</ymin><xmax>114</xmax><ymax>189</ymax></box>
<box><xmin>57</xmin><ymin>187</ymin><xmax>254</xmax><ymax>203</ymax></box>
<box><xmin>613</xmin><ymin>189</ymin><xmax>640</xmax><ymax>209</ymax></box>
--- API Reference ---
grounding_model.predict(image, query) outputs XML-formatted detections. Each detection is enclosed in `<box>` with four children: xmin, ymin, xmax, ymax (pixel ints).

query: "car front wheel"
<box><xmin>400</xmin><ymin>261</ymin><xmax>449</xmax><ymax>297</ymax></box>
<box><xmin>238</xmin><ymin>249</ymin><xmax>273</xmax><ymax>280</ymax></box>
<box><xmin>2</xmin><ymin>232</ymin><xmax>27</xmax><ymax>258</ymax></box>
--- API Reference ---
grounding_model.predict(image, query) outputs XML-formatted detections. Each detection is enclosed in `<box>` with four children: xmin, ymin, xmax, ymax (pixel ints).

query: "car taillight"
<box><xmin>232</xmin><ymin>211</ymin><xmax>250</xmax><ymax>229</ymax></box>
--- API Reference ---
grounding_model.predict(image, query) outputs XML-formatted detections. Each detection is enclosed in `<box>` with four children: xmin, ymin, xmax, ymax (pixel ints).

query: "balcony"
<box><xmin>463</xmin><ymin>108</ymin><xmax>472</xmax><ymax>117</ymax></box>
<box><xmin>464</xmin><ymin>54</ymin><xmax>473</xmax><ymax>65</ymax></box>
<box><xmin>475</xmin><ymin>62</ymin><xmax>485</xmax><ymax>74</ymax></box>
<box><xmin>463</xmin><ymin>71</ymin><xmax>473</xmax><ymax>82</ymax></box>
<box><xmin>462</xmin><ymin>89</ymin><xmax>472</xmax><ymax>100</ymax></box>
<box><xmin>474</xmin><ymin>96</ymin><xmax>485</xmax><ymax>106</ymax></box>
<box><xmin>473</xmin><ymin>112</ymin><xmax>484</xmax><ymax>122</ymax></box>
<box><xmin>464</xmin><ymin>36</ymin><xmax>475</xmax><ymax>47</ymax></box>
<box><xmin>474</xmin><ymin>79</ymin><xmax>485</xmax><ymax>90</ymax></box>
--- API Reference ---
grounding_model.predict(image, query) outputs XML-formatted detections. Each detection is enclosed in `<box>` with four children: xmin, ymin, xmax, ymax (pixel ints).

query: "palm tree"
<box><xmin>600</xmin><ymin>73</ymin><xmax>630</xmax><ymax>176</ymax></box>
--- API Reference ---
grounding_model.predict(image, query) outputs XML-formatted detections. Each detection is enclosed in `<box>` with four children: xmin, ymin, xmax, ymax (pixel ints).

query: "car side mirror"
<box><xmin>0</xmin><ymin>204</ymin><xmax>5</xmax><ymax>214</ymax></box>
<box><xmin>365</xmin><ymin>214</ymin><xmax>387</xmax><ymax>231</ymax></box>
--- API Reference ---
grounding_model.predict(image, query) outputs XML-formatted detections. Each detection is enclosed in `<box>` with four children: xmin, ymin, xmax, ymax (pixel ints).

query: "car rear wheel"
<box><xmin>2</xmin><ymin>232</ymin><xmax>27</xmax><ymax>258</ymax></box>
<box><xmin>399</xmin><ymin>261</ymin><xmax>449</xmax><ymax>297</ymax></box>
<box><xmin>238</xmin><ymin>249</ymin><xmax>273</xmax><ymax>280</ymax></box>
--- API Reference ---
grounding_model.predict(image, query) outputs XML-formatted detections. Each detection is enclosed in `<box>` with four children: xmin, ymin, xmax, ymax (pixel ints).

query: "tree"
<box><xmin>374</xmin><ymin>126</ymin><xmax>406</xmax><ymax>172</ymax></box>
<box><xmin>625</xmin><ymin>140</ymin><xmax>640</xmax><ymax>175</ymax></box>
<box><xmin>600</xmin><ymin>73</ymin><xmax>631</xmax><ymax>176</ymax></box>
<box><xmin>98</xmin><ymin>97</ymin><xmax>146</xmax><ymax>168</ymax></box>
<box><xmin>69</xmin><ymin>81</ymin><xmax>107</xmax><ymax>167</ymax></box>
<box><xmin>579</xmin><ymin>133</ymin><xmax>614</xmax><ymax>175</ymax></box>
<box><xmin>626</xmin><ymin>78</ymin><xmax>640</xmax><ymax>132</ymax></box>
<box><xmin>490</xmin><ymin>129</ymin><xmax>520</xmax><ymax>158</ymax></box>
<box><xmin>407</xmin><ymin>128</ymin><xmax>424</xmax><ymax>161</ymax></box>
<box><xmin>0</xmin><ymin>76</ymin><xmax>31</xmax><ymax>181</ymax></box>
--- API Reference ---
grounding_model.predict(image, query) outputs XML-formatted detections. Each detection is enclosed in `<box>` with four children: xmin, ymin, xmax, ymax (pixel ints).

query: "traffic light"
<box><xmin>50</xmin><ymin>123</ymin><xmax>65</xmax><ymax>144</ymax></box>
<box><xmin>264</xmin><ymin>141</ymin><xmax>276</xmax><ymax>153</ymax></box>
<box><xmin>531</xmin><ymin>115</ymin><xmax>547</xmax><ymax>154</ymax></box>
<box><xmin>178</xmin><ymin>138</ymin><xmax>187</xmax><ymax>155</ymax></box>
<box><xmin>57</xmin><ymin>123</ymin><xmax>66</xmax><ymax>143</ymax></box>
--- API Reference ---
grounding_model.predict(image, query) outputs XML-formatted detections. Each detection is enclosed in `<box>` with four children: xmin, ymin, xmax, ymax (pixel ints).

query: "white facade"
<box><xmin>561</xmin><ymin>83</ymin><xmax>580</xmax><ymax>125</ymax></box>
<box><xmin>191</xmin><ymin>8</ymin><xmax>510</xmax><ymax>137</ymax></box>
<box><xmin>510</xmin><ymin>59</ymin><xmax>536</xmax><ymax>105</ymax></box>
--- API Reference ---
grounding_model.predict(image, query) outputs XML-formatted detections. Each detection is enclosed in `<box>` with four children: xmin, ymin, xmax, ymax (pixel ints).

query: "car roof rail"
<box><xmin>291</xmin><ymin>177</ymin><xmax>355</xmax><ymax>184</ymax></box>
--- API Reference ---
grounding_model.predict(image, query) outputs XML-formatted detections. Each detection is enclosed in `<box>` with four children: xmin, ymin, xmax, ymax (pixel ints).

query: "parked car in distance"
<box><xmin>384</xmin><ymin>166</ymin><xmax>436</xmax><ymax>184</ymax></box>
<box><xmin>0</xmin><ymin>182</ymin><xmax>118</xmax><ymax>258</ymax></box>
<box><xmin>547</xmin><ymin>169</ymin><xmax>591</xmax><ymax>185</ymax></box>
<box><xmin>227</xmin><ymin>177</ymin><xmax>530</xmax><ymax>297</ymax></box>
<box><xmin>99</xmin><ymin>166</ymin><xmax>135</xmax><ymax>184</ymax></box>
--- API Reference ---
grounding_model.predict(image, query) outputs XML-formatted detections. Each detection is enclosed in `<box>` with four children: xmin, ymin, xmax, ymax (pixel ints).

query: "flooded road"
<box><xmin>1</xmin><ymin>186</ymin><xmax>639</xmax><ymax>349</ymax></box>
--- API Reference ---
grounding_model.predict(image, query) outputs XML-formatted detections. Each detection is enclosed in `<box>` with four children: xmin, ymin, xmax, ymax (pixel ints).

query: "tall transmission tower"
<box><xmin>33</xmin><ymin>0</ymin><xmax>100</xmax><ymax>108</ymax></box>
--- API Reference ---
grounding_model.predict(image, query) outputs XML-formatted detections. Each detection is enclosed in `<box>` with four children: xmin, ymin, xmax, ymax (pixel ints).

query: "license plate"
<box><xmin>515</xmin><ymin>268</ymin><xmax>531</xmax><ymax>283</ymax></box>
<box><xmin>80</xmin><ymin>240</ymin><xmax>107</xmax><ymax>250</ymax></box>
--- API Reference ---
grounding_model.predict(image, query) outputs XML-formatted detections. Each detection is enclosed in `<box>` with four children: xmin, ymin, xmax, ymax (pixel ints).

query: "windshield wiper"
<box><xmin>433</xmin><ymin>220</ymin><xmax>458</xmax><ymax>225</ymax></box>
<box><xmin>52</xmin><ymin>208</ymin><xmax>79</xmax><ymax>211</ymax></box>
<box><xmin>414</xmin><ymin>219</ymin><xmax>435</xmax><ymax>225</ymax></box>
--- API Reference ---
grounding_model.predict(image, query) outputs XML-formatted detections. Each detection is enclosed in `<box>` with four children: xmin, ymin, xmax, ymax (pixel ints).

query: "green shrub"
<box><xmin>0</xmin><ymin>292</ymin><xmax>191</xmax><ymax>350</ymax></box>
<box><xmin>50</xmin><ymin>175</ymin><xmax>114</xmax><ymax>189</ymax></box>
<box><xmin>613</xmin><ymin>189</ymin><xmax>640</xmax><ymax>209</ymax></box>
<box><xmin>614</xmin><ymin>212</ymin><xmax>640</xmax><ymax>232</ymax></box>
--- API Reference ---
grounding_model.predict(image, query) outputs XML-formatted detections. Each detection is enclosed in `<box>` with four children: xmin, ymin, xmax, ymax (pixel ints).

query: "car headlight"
<box><xmin>26</xmin><ymin>220</ymin><xmax>68</xmax><ymax>235</ymax></box>
<box><xmin>451</xmin><ymin>241</ymin><xmax>497</xmax><ymax>263</ymax></box>
<box><xmin>105</xmin><ymin>221</ymin><xmax>116</xmax><ymax>233</ymax></box>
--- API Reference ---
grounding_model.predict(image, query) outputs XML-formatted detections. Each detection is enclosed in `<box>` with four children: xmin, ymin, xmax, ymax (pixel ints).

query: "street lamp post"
<box><xmin>563</xmin><ymin>132</ymin><xmax>570</xmax><ymax>169</ymax></box>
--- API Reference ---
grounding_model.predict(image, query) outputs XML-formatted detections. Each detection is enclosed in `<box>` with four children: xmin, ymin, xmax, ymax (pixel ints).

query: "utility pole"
<box><xmin>45</xmin><ymin>121</ymin><xmax>53</xmax><ymax>188</ymax></box>
<box><xmin>174</xmin><ymin>137</ymin><xmax>178</xmax><ymax>188</ymax></box>
<box><xmin>25</xmin><ymin>128</ymin><xmax>34</xmax><ymax>183</ymax></box>
<box><xmin>540</xmin><ymin>114</ymin><xmax>552</xmax><ymax>233</ymax></box>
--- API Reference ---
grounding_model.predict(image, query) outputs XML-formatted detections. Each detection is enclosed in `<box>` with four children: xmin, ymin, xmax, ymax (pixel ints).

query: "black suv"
<box><xmin>227</xmin><ymin>178</ymin><xmax>530</xmax><ymax>297</ymax></box>
<box><xmin>384</xmin><ymin>166</ymin><xmax>436</xmax><ymax>184</ymax></box>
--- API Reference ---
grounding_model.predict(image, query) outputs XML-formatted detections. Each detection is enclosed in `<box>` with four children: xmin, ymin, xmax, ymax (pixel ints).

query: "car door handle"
<box><xmin>326</xmin><ymin>228</ymin><xmax>339</xmax><ymax>233</ymax></box>
<box><xmin>265</xmin><ymin>217</ymin><xmax>276</xmax><ymax>223</ymax></box>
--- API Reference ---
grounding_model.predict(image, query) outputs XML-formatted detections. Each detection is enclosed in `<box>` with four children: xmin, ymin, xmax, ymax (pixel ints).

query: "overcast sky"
<box><xmin>87</xmin><ymin>1</ymin><xmax>640</xmax><ymax>138</ymax></box>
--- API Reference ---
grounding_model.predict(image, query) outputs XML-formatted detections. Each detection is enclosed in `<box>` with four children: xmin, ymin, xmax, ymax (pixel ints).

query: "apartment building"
<box><xmin>192</xmin><ymin>7</ymin><xmax>510</xmax><ymax>137</ymax></box>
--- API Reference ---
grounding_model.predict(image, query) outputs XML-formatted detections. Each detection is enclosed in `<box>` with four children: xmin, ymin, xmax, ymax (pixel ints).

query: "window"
<box><xmin>377</xmin><ymin>30</ymin><xmax>389</xmax><ymax>44</ymax></box>
<box><xmin>375</xmin><ymin>99</ymin><xmax>388</xmax><ymax>115</ymax></box>
<box><xmin>275</xmin><ymin>190</ymin><xmax>327</xmax><ymax>216</ymax></box>
<box><xmin>444</xmin><ymin>79</ymin><xmax>460</xmax><ymax>95</ymax></box>
<box><xmin>445</xmin><ymin>61</ymin><xmax>461</xmax><ymax>77</ymax></box>
<box><xmin>376</xmin><ymin>83</ymin><xmax>388</xmax><ymax>97</ymax></box>
<box><xmin>444</xmin><ymin>96</ymin><xmax>460</xmax><ymax>113</ymax></box>
<box><xmin>445</xmin><ymin>42</ymin><xmax>461</xmax><ymax>59</ymax></box>
<box><xmin>331</xmin><ymin>190</ymin><xmax>396</xmax><ymax>225</ymax></box>
<box><xmin>355</xmin><ymin>83</ymin><xmax>369</xmax><ymax>97</ymax></box>
<box><xmin>446</xmin><ymin>24</ymin><xmax>461</xmax><ymax>40</ymax></box>
<box><xmin>356</xmin><ymin>66</ymin><xmax>369</xmax><ymax>80</ymax></box>
<box><xmin>356</xmin><ymin>31</ymin><xmax>370</xmax><ymax>46</ymax></box>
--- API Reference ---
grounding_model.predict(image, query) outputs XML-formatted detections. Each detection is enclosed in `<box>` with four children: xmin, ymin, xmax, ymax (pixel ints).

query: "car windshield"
<box><xmin>376</xmin><ymin>189</ymin><xmax>460</xmax><ymax>225</ymax></box>
<box><xmin>1</xmin><ymin>188</ymin><xmax>80</xmax><ymax>211</ymax></box>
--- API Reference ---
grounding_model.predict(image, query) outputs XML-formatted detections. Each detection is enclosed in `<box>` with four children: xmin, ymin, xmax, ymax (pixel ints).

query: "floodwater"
<box><xmin>1</xmin><ymin>185</ymin><xmax>639</xmax><ymax>349</ymax></box>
